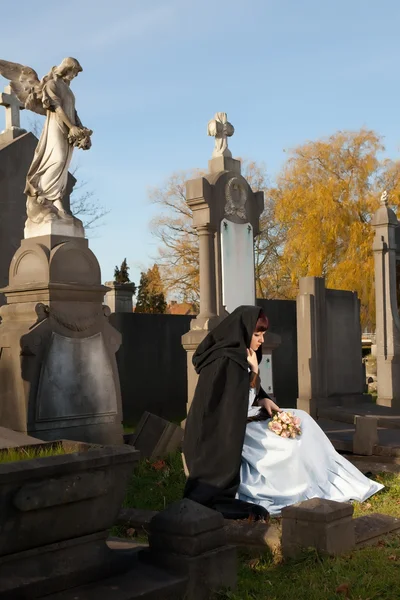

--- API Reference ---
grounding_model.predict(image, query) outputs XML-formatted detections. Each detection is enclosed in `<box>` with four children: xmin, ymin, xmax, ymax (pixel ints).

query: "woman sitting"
<box><xmin>183</xmin><ymin>306</ymin><xmax>383</xmax><ymax>519</ymax></box>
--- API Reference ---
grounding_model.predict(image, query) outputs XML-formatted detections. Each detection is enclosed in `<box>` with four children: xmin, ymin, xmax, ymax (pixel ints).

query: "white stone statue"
<box><xmin>207</xmin><ymin>112</ymin><xmax>234</xmax><ymax>158</ymax></box>
<box><xmin>0</xmin><ymin>57</ymin><xmax>92</xmax><ymax>237</ymax></box>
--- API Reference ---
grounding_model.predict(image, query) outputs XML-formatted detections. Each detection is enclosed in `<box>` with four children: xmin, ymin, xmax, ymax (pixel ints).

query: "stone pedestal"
<box><xmin>182</xmin><ymin>154</ymin><xmax>264</xmax><ymax>415</ymax></box>
<box><xmin>0</xmin><ymin>131</ymin><xmax>76</xmax><ymax>306</ymax></box>
<box><xmin>0</xmin><ymin>233</ymin><xmax>123</xmax><ymax>444</ymax></box>
<box><xmin>148</xmin><ymin>498</ymin><xmax>237</xmax><ymax>600</ymax></box>
<box><xmin>104</xmin><ymin>281</ymin><xmax>136</xmax><ymax>313</ymax></box>
<box><xmin>281</xmin><ymin>498</ymin><xmax>355</xmax><ymax>558</ymax></box>
<box><xmin>372</xmin><ymin>196</ymin><xmax>400</xmax><ymax>408</ymax></box>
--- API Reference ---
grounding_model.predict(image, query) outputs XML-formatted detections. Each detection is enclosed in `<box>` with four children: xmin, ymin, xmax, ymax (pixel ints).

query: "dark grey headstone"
<box><xmin>128</xmin><ymin>412</ymin><xmax>183</xmax><ymax>459</ymax></box>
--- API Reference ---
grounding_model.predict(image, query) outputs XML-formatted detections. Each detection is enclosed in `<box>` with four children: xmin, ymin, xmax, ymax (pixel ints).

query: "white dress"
<box><xmin>238</xmin><ymin>388</ymin><xmax>384</xmax><ymax>516</ymax></box>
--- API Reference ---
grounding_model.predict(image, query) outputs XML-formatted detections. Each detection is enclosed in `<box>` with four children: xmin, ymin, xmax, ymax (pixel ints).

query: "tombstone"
<box><xmin>372</xmin><ymin>191</ymin><xmax>400</xmax><ymax>408</ymax></box>
<box><xmin>0</xmin><ymin>58</ymin><xmax>123</xmax><ymax>444</ymax></box>
<box><xmin>127</xmin><ymin>411</ymin><xmax>183</xmax><ymax>459</ymax></box>
<box><xmin>182</xmin><ymin>113</ymin><xmax>280</xmax><ymax>415</ymax></box>
<box><xmin>104</xmin><ymin>280</ymin><xmax>136</xmax><ymax>313</ymax></box>
<box><xmin>296</xmin><ymin>276</ymin><xmax>365</xmax><ymax>416</ymax></box>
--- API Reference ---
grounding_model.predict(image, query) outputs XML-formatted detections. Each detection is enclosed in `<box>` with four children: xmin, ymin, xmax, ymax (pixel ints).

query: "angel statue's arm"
<box><xmin>74</xmin><ymin>110</ymin><xmax>83</xmax><ymax>128</ymax></box>
<box><xmin>45</xmin><ymin>79</ymin><xmax>79</xmax><ymax>133</ymax></box>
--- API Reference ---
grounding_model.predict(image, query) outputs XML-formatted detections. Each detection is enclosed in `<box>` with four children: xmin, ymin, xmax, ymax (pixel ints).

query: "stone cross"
<box><xmin>0</xmin><ymin>85</ymin><xmax>24</xmax><ymax>131</ymax></box>
<box><xmin>207</xmin><ymin>112</ymin><xmax>234</xmax><ymax>158</ymax></box>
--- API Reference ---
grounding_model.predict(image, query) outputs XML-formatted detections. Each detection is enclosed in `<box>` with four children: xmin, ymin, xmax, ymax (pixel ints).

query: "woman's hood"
<box><xmin>192</xmin><ymin>305</ymin><xmax>262</xmax><ymax>373</ymax></box>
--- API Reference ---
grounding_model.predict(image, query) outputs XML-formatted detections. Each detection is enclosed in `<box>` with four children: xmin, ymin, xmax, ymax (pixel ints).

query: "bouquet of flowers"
<box><xmin>268</xmin><ymin>411</ymin><xmax>302</xmax><ymax>438</ymax></box>
<box><xmin>68</xmin><ymin>126</ymin><xmax>93</xmax><ymax>150</ymax></box>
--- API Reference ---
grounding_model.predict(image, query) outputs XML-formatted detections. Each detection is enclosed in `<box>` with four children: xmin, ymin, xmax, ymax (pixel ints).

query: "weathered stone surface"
<box><xmin>0</xmin><ymin>426</ymin><xmax>43</xmax><ymax>449</ymax></box>
<box><xmin>297</xmin><ymin>277</ymin><xmax>365</xmax><ymax>416</ymax></box>
<box><xmin>282</xmin><ymin>497</ymin><xmax>353</xmax><ymax>522</ymax></box>
<box><xmin>104</xmin><ymin>281</ymin><xmax>136</xmax><ymax>314</ymax></box>
<box><xmin>42</xmin><ymin>559</ymin><xmax>187</xmax><ymax>600</ymax></box>
<box><xmin>150</xmin><ymin>498</ymin><xmax>223</xmax><ymax>538</ymax></box>
<box><xmin>0</xmin><ymin>443</ymin><xmax>139</xmax><ymax>597</ymax></box>
<box><xmin>354</xmin><ymin>513</ymin><xmax>400</xmax><ymax>546</ymax></box>
<box><xmin>149</xmin><ymin>546</ymin><xmax>237</xmax><ymax>600</ymax></box>
<box><xmin>0</xmin><ymin>443</ymin><xmax>139</xmax><ymax>557</ymax></box>
<box><xmin>282</xmin><ymin>498</ymin><xmax>355</xmax><ymax>558</ymax></box>
<box><xmin>129</xmin><ymin>412</ymin><xmax>183</xmax><ymax>459</ymax></box>
<box><xmin>223</xmin><ymin>520</ymin><xmax>281</xmax><ymax>551</ymax></box>
<box><xmin>0</xmin><ymin>235</ymin><xmax>124</xmax><ymax>445</ymax></box>
<box><xmin>148</xmin><ymin>499</ymin><xmax>237</xmax><ymax>599</ymax></box>
<box><xmin>353</xmin><ymin>415</ymin><xmax>379</xmax><ymax>455</ymax></box>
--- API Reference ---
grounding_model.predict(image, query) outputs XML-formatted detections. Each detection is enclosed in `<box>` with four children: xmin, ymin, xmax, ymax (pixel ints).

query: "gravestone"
<box><xmin>0</xmin><ymin>60</ymin><xmax>123</xmax><ymax>444</ymax></box>
<box><xmin>104</xmin><ymin>281</ymin><xmax>136</xmax><ymax>313</ymax></box>
<box><xmin>296</xmin><ymin>276</ymin><xmax>365</xmax><ymax>416</ymax></box>
<box><xmin>182</xmin><ymin>113</ymin><xmax>280</xmax><ymax>415</ymax></box>
<box><xmin>127</xmin><ymin>411</ymin><xmax>183</xmax><ymax>459</ymax></box>
<box><xmin>372</xmin><ymin>191</ymin><xmax>400</xmax><ymax>408</ymax></box>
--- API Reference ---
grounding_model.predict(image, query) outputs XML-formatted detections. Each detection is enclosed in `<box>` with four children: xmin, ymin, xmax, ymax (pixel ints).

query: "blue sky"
<box><xmin>1</xmin><ymin>0</ymin><xmax>400</xmax><ymax>287</ymax></box>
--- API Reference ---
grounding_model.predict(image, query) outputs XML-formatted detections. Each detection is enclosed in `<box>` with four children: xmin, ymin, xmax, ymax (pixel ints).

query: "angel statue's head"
<box><xmin>54</xmin><ymin>57</ymin><xmax>83</xmax><ymax>82</ymax></box>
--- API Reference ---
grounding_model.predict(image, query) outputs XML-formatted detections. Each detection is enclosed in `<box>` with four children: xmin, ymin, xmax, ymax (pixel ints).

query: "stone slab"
<box><xmin>354</xmin><ymin>513</ymin><xmax>400</xmax><ymax>547</ymax></box>
<box><xmin>40</xmin><ymin>560</ymin><xmax>187</xmax><ymax>600</ymax></box>
<box><xmin>129</xmin><ymin>412</ymin><xmax>183</xmax><ymax>459</ymax></box>
<box><xmin>0</xmin><ymin>426</ymin><xmax>43</xmax><ymax>449</ymax></box>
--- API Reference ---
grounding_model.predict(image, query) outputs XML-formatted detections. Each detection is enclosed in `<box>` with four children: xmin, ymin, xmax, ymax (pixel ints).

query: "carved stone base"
<box><xmin>24</xmin><ymin>214</ymin><xmax>85</xmax><ymax>239</ymax></box>
<box><xmin>0</xmin><ymin>234</ymin><xmax>123</xmax><ymax>444</ymax></box>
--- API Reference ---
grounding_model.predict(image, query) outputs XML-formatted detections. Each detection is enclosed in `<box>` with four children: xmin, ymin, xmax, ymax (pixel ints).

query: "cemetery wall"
<box><xmin>110</xmin><ymin>313</ymin><xmax>193</xmax><ymax>424</ymax></box>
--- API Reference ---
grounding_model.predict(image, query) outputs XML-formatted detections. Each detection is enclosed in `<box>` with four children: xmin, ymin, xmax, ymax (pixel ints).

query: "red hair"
<box><xmin>255</xmin><ymin>310</ymin><xmax>269</xmax><ymax>332</ymax></box>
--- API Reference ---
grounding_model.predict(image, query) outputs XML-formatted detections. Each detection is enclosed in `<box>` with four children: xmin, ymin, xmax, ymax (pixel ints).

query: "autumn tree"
<box><xmin>135</xmin><ymin>264</ymin><xmax>167</xmax><ymax>314</ymax></box>
<box><xmin>150</xmin><ymin>161</ymin><xmax>288</xmax><ymax>304</ymax></box>
<box><xmin>272</xmin><ymin>129</ymin><xmax>400</xmax><ymax>328</ymax></box>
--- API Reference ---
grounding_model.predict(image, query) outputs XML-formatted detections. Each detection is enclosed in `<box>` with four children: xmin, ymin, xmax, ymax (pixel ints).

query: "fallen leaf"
<box><xmin>388</xmin><ymin>554</ymin><xmax>397</xmax><ymax>561</ymax></box>
<box><xmin>364</xmin><ymin>503</ymin><xmax>372</xmax><ymax>510</ymax></box>
<box><xmin>336</xmin><ymin>583</ymin><xmax>350</xmax><ymax>595</ymax></box>
<box><xmin>247</xmin><ymin>558</ymin><xmax>260</xmax><ymax>569</ymax></box>
<box><xmin>126</xmin><ymin>528</ymin><xmax>136</xmax><ymax>537</ymax></box>
<box><xmin>151</xmin><ymin>460</ymin><xmax>166</xmax><ymax>471</ymax></box>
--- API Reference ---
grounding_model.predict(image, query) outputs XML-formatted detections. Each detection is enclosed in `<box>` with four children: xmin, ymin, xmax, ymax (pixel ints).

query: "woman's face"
<box><xmin>250</xmin><ymin>330</ymin><xmax>265</xmax><ymax>352</ymax></box>
<box><xmin>64</xmin><ymin>67</ymin><xmax>78</xmax><ymax>82</ymax></box>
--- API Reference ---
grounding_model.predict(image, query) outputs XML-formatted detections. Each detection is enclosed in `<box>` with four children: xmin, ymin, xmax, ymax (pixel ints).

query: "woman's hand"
<box><xmin>260</xmin><ymin>396</ymin><xmax>282</xmax><ymax>417</ymax></box>
<box><xmin>247</xmin><ymin>348</ymin><xmax>259</xmax><ymax>373</ymax></box>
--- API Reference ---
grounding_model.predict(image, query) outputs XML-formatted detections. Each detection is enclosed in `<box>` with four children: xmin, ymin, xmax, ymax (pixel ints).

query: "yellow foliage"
<box><xmin>273</xmin><ymin>129</ymin><xmax>400</xmax><ymax>328</ymax></box>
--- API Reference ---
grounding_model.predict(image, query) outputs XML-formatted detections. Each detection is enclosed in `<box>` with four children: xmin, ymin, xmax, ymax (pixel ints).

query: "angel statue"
<box><xmin>0</xmin><ymin>57</ymin><xmax>92</xmax><ymax>235</ymax></box>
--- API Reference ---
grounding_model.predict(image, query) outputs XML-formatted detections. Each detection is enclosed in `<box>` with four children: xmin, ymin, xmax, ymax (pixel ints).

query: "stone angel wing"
<box><xmin>0</xmin><ymin>59</ymin><xmax>46</xmax><ymax>115</ymax></box>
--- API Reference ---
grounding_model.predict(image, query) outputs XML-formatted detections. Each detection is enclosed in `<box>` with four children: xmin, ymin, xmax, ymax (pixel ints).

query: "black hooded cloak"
<box><xmin>183</xmin><ymin>305</ymin><xmax>270</xmax><ymax>520</ymax></box>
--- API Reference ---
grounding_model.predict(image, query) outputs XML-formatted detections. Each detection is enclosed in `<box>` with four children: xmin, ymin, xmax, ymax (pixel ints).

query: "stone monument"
<box><xmin>296</xmin><ymin>276</ymin><xmax>365</xmax><ymax>416</ymax></box>
<box><xmin>104</xmin><ymin>281</ymin><xmax>136</xmax><ymax>313</ymax></box>
<box><xmin>372</xmin><ymin>191</ymin><xmax>400</xmax><ymax>408</ymax></box>
<box><xmin>0</xmin><ymin>85</ymin><xmax>76</xmax><ymax>305</ymax></box>
<box><xmin>0</xmin><ymin>57</ymin><xmax>123</xmax><ymax>444</ymax></box>
<box><xmin>182</xmin><ymin>113</ymin><xmax>279</xmax><ymax>416</ymax></box>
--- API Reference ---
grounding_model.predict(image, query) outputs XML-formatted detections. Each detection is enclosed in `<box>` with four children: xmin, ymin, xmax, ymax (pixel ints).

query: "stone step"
<box><xmin>319</xmin><ymin>417</ymin><xmax>400</xmax><ymax>457</ymax></box>
<box><xmin>318</xmin><ymin>405</ymin><xmax>400</xmax><ymax>429</ymax></box>
<box><xmin>40</xmin><ymin>559</ymin><xmax>187</xmax><ymax>600</ymax></box>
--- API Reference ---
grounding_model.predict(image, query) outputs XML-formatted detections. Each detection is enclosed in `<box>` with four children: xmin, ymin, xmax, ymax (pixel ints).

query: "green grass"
<box><xmin>0</xmin><ymin>443</ymin><xmax>72</xmax><ymax>464</ymax></box>
<box><xmin>122</xmin><ymin>451</ymin><xmax>186</xmax><ymax>511</ymax></box>
<box><xmin>118</xmin><ymin>452</ymin><xmax>400</xmax><ymax>599</ymax></box>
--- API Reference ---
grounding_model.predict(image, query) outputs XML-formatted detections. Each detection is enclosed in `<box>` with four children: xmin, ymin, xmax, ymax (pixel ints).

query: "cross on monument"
<box><xmin>207</xmin><ymin>112</ymin><xmax>234</xmax><ymax>158</ymax></box>
<box><xmin>0</xmin><ymin>85</ymin><xmax>24</xmax><ymax>131</ymax></box>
